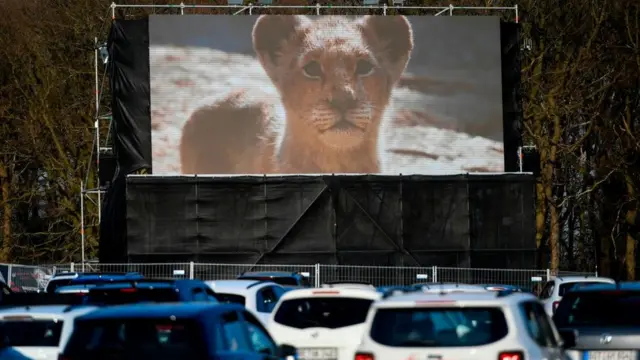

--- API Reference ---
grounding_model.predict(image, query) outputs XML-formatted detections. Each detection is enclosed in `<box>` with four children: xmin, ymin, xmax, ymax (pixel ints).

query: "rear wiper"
<box><xmin>397</xmin><ymin>339</ymin><xmax>439</xmax><ymax>346</ymax></box>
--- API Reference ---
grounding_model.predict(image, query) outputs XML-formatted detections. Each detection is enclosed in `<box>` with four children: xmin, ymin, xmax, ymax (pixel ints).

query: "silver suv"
<box><xmin>539</xmin><ymin>276</ymin><xmax>615</xmax><ymax>316</ymax></box>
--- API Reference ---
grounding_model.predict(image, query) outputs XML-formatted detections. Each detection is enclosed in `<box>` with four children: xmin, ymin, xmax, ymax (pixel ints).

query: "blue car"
<box><xmin>85</xmin><ymin>278</ymin><xmax>220</xmax><ymax>305</ymax></box>
<box><xmin>45</xmin><ymin>272</ymin><xmax>144</xmax><ymax>293</ymax></box>
<box><xmin>60</xmin><ymin>303</ymin><xmax>297</xmax><ymax>360</ymax></box>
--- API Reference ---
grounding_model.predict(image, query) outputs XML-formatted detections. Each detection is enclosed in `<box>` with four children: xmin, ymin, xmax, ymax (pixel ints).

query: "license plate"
<box><xmin>588</xmin><ymin>351</ymin><xmax>637</xmax><ymax>360</ymax></box>
<box><xmin>298</xmin><ymin>347</ymin><xmax>338</xmax><ymax>360</ymax></box>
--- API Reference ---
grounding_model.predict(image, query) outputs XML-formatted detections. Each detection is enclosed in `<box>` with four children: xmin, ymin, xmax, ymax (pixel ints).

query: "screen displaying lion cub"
<box><xmin>180</xmin><ymin>15</ymin><xmax>413</xmax><ymax>174</ymax></box>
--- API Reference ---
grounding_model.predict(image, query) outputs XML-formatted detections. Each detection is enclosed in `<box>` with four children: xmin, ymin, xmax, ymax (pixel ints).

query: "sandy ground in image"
<box><xmin>150</xmin><ymin>46</ymin><xmax>504</xmax><ymax>175</ymax></box>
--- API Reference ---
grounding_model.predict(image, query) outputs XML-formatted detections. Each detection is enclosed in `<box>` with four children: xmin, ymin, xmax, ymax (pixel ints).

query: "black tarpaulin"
<box><xmin>125</xmin><ymin>174</ymin><xmax>536</xmax><ymax>269</ymax></box>
<box><xmin>501</xmin><ymin>22</ymin><xmax>523</xmax><ymax>172</ymax></box>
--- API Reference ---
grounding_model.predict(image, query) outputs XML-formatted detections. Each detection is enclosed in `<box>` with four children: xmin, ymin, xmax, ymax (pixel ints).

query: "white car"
<box><xmin>0</xmin><ymin>305</ymin><xmax>97</xmax><ymax>360</ymax></box>
<box><xmin>538</xmin><ymin>276</ymin><xmax>615</xmax><ymax>316</ymax></box>
<box><xmin>355</xmin><ymin>290</ymin><xmax>568</xmax><ymax>360</ymax></box>
<box><xmin>206</xmin><ymin>279</ymin><xmax>288</xmax><ymax>325</ymax></box>
<box><xmin>268</xmin><ymin>287</ymin><xmax>381</xmax><ymax>360</ymax></box>
<box><xmin>321</xmin><ymin>281</ymin><xmax>376</xmax><ymax>291</ymax></box>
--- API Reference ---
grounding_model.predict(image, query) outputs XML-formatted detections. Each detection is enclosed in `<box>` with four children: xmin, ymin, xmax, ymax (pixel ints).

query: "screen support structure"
<box><xmin>83</xmin><ymin>1</ymin><xmax>519</xmax><ymax>271</ymax></box>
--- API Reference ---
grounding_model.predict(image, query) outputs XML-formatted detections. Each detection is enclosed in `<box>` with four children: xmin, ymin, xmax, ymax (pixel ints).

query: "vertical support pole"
<box><xmin>449</xmin><ymin>4</ymin><xmax>453</xmax><ymax>16</ymax></box>
<box><xmin>316</xmin><ymin>3</ymin><xmax>320</xmax><ymax>15</ymax></box>
<box><xmin>180</xmin><ymin>2</ymin><xmax>185</xmax><ymax>15</ymax></box>
<box><xmin>111</xmin><ymin>2</ymin><xmax>116</xmax><ymax>20</ymax></box>
<box><xmin>70</xmin><ymin>262</ymin><xmax>75</xmax><ymax>272</ymax></box>
<box><xmin>94</xmin><ymin>38</ymin><xmax>102</xmax><ymax>224</ymax></box>
<box><xmin>546</xmin><ymin>268</ymin><xmax>551</xmax><ymax>281</ymax></box>
<box><xmin>518</xmin><ymin>146</ymin><xmax>523</xmax><ymax>172</ymax></box>
<box><xmin>81</xmin><ymin>181</ymin><xmax>86</xmax><ymax>272</ymax></box>
<box><xmin>432</xmin><ymin>266</ymin><xmax>438</xmax><ymax>283</ymax></box>
<box><xmin>7</xmin><ymin>264</ymin><xmax>12</xmax><ymax>288</ymax></box>
<box><xmin>314</xmin><ymin>263</ymin><xmax>321</xmax><ymax>288</ymax></box>
<box><xmin>514</xmin><ymin>5</ymin><xmax>519</xmax><ymax>23</ymax></box>
<box><xmin>189</xmin><ymin>261</ymin><xmax>195</xmax><ymax>279</ymax></box>
<box><xmin>249</xmin><ymin>3</ymin><xmax>253</xmax><ymax>15</ymax></box>
<box><xmin>383</xmin><ymin>3</ymin><xmax>387</xmax><ymax>15</ymax></box>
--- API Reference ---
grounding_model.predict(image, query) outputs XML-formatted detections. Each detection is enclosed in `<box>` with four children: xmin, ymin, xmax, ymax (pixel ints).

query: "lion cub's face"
<box><xmin>253</xmin><ymin>15</ymin><xmax>414</xmax><ymax>149</ymax></box>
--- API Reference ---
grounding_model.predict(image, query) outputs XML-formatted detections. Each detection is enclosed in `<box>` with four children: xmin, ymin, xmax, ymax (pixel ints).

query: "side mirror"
<box><xmin>277</xmin><ymin>344</ymin><xmax>297</xmax><ymax>358</ymax></box>
<box><xmin>558</xmin><ymin>329</ymin><xmax>576</xmax><ymax>349</ymax></box>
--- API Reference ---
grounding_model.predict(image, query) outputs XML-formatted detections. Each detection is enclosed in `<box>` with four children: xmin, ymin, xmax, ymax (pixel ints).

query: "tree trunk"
<box><xmin>546</xmin><ymin>100</ymin><xmax>563</xmax><ymax>272</ymax></box>
<box><xmin>0</xmin><ymin>162</ymin><xmax>11</xmax><ymax>262</ymax></box>
<box><xmin>625</xmin><ymin>174</ymin><xmax>637</xmax><ymax>280</ymax></box>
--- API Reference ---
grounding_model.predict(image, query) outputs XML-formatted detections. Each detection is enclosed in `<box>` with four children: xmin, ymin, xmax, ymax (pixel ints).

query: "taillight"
<box><xmin>552</xmin><ymin>301</ymin><xmax>560</xmax><ymax>313</ymax></box>
<box><xmin>499</xmin><ymin>351</ymin><xmax>524</xmax><ymax>360</ymax></box>
<box><xmin>120</xmin><ymin>288</ymin><xmax>137</xmax><ymax>293</ymax></box>
<box><xmin>355</xmin><ymin>353</ymin><xmax>374</xmax><ymax>360</ymax></box>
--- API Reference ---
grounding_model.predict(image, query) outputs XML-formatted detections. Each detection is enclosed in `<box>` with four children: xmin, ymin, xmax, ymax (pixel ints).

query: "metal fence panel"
<box><xmin>80</xmin><ymin>263</ymin><xmax>192</xmax><ymax>279</ymax></box>
<box><xmin>318</xmin><ymin>265</ymin><xmax>434</xmax><ymax>287</ymax></box>
<box><xmin>194</xmin><ymin>263</ymin><xmax>317</xmax><ymax>285</ymax></box>
<box><xmin>436</xmin><ymin>267</ymin><xmax>548</xmax><ymax>290</ymax></box>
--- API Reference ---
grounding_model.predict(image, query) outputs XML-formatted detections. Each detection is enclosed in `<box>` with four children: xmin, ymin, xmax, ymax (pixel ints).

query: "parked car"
<box><xmin>268</xmin><ymin>287</ymin><xmax>381</xmax><ymax>360</ymax></box>
<box><xmin>418</xmin><ymin>283</ymin><xmax>490</xmax><ymax>294</ymax></box>
<box><xmin>355</xmin><ymin>289</ymin><xmax>568</xmax><ymax>360</ymax></box>
<box><xmin>54</xmin><ymin>284</ymin><xmax>98</xmax><ymax>295</ymax></box>
<box><xmin>538</xmin><ymin>275</ymin><xmax>615</xmax><ymax>316</ymax></box>
<box><xmin>238</xmin><ymin>271</ymin><xmax>311</xmax><ymax>288</ymax></box>
<box><xmin>206</xmin><ymin>280</ymin><xmax>288</xmax><ymax>325</ymax></box>
<box><xmin>553</xmin><ymin>282</ymin><xmax>640</xmax><ymax>360</ymax></box>
<box><xmin>85</xmin><ymin>279</ymin><xmax>219</xmax><ymax>305</ymax></box>
<box><xmin>59</xmin><ymin>303</ymin><xmax>297</xmax><ymax>359</ymax></box>
<box><xmin>44</xmin><ymin>272</ymin><xmax>144</xmax><ymax>293</ymax></box>
<box><xmin>0</xmin><ymin>304</ymin><xmax>97</xmax><ymax>360</ymax></box>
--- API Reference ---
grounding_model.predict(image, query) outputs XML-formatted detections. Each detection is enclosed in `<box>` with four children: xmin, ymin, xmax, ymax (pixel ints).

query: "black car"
<box><xmin>553</xmin><ymin>282</ymin><xmax>640</xmax><ymax>358</ymax></box>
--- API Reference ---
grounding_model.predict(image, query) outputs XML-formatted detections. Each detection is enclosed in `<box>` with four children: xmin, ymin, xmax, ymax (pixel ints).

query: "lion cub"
<box><xmin>180</xmin><ymin>15</ymin><xmax>414</xmax><ymax>174</ymax></box>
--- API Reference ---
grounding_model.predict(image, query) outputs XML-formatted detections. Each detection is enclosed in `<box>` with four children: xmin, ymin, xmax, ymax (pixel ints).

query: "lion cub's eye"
<box><xmin>355</xmin><ymin>60</ymin><xmax>374</xmax><ymax>76</ymax></box>
<box><xmin>302</xmin><ymin>61</ymin><xmax>323</xmax><ymax>78</ymax></box>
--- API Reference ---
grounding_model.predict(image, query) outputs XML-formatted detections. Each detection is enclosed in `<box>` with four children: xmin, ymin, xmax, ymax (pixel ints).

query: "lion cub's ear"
<box><xmin>359</xmin><ymin>16</ymin><xmax>414</xmax><ymax>82</ymax></box>
<box><xmin>252</xmin><ymin>15</ymin><xmax>311</xmax><ymax>82</ymax></box>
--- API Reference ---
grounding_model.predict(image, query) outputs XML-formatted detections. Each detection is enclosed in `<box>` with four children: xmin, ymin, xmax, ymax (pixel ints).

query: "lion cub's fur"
<box><xmin>179</xmin><ymin>15</ymin><xmax>413</xmax><ymax>174</ymax></box>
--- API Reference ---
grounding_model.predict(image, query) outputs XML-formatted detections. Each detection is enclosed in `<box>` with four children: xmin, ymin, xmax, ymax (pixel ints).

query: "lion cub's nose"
<box><xmin>329</xmin><ymin>90</ymin><xmax>357</xmax><ymax>113</ymax></box>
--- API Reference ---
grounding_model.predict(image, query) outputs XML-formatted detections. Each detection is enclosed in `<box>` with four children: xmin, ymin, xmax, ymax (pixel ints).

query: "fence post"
<box><xmin>432</xmin><ymin>266</ymin><xmax>438</xmax><ymax>283</ymax></box>
<box><xmin>70</xmin><ymin>262</ymin><xmax>75</xmax><ymax>272</ymax></box>
<box><xmin>314</xmin><ymin>264</ymin><xmax>320</xmax><ymax>288</ymax></box>
<box><xmin>546</xmin><ymin>268</ymin><xmax>551</xmax><ymax>281</ymax></box>
<box><xmin>7</xmin><ymin>264</ymin><xmax>12</xmax><ymax>288</ymax></box>
<box><xmin>189</xmin><ymin>262</ymin><xmax>195</xmax><ymax>280</ymax></box>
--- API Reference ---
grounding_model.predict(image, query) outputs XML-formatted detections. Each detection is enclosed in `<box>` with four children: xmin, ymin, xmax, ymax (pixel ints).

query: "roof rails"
<box><xmin>246</xmin><ymin>280</ymin><xmax>277</xmax><ymax>289</ymax></box>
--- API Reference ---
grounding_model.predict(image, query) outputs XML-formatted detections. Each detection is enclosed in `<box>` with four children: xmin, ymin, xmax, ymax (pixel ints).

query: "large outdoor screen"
<box><xmin>149</xmin><ymin>15</ymin><xmax>504</xmax><ymax>175</ymax></box>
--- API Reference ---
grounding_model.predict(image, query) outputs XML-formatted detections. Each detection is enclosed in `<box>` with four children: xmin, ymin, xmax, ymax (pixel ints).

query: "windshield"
<box><xmin>216</xmin><ymin>293</ymin><xmax>245</xmax><ymax>306</ymax></box>
<box><xmin>370</xmin><ymin>307</ymin><xmax>508</xmax><ymax>347</ymax></box>
<box><xmin>86</xmin><ymin>288</ymin><xmax>180</xmax><ymax>305</ymax></box>
<box><xmin>559</xmin><ymin>282</ymin><xmax>610</xmax><ymax>296</ymax></box>
<box><xmin>63</xmin><ymin>319</ymin><xmax>205</xmax><ymax>359</ymax></box>
<box><xmin>274</xmin><ymin>297</ymin><xmax>373</xmax><ymax>329</ymax></box>
<box><xmin>0</xmin><ymin>320</ymin><xmax>63</xmax><ymax>347</ymax></box>
<box><xmin>554</xmin><ymin>291</ymin><xmax>640</xmax><ymax>327</ymax></box>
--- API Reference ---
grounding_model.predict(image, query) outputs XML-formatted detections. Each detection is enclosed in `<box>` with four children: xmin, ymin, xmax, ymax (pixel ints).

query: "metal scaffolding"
<box><xmin>82</xmin><ymin>2</ymin><xmax>519</xmax><ymax>265</ymax></box>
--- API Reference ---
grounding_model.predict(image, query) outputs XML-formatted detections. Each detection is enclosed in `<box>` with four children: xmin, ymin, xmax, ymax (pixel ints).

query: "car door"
<box><xmin>217</xmin><ymin>310</ymin><xmax>261</xmax><ymax>360</ymax></box>
<box><xmin>521</xmin><ymin>301</ymin><xmax>564</xmax><ymax>360</ymax></box>
<box><xmin>240</xmin><ymin>310</ymin><xmax>280</xmax><ymax>360</ymax></box>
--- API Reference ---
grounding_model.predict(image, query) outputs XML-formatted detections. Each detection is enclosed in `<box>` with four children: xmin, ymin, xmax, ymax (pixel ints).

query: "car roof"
<box><xmin>239</xmin><ymin>271</ymin><xmax>301</xmax><ymax>278</ymax></box>
<box><xmin>56</xmin><ymin>284</ymin><xmax>97</xmax><ymax>292</ymax></box>
<box><xmin>375</xmin><ymin>291</ymin><xmax>537</xmax><ymax>308</ymax></box>
<box><xmin>0</xmin><ymin>305</ymin><xmax>98</xmax><ymax>319</ymax></box>
<box><xmin>52</xmin><ymin>272</ymin><xmax>141</xmax><ymax>279</ymax></box>
<box><xmin>77</xmin><ymin>302</ymin><xmax>241</xmax><ymax>321</ymax></box>
<box><xmin>565</xmin><ymin>282</ymin><xmax>640</xmax><ymax>293</ymax></box>
<box><xmin>280</xmin><ymin>287</ymin><xmax>382</xmax><ymax>301</ymax></box>
<box><xmin>206</xmin><ymin>280</ymin><xmax>273</xmax><ymax>293</ymax></box>
<box><xmin>553</xmin><ymin>276</ymin><xmax>615</xmax><ymax>283</ymax></box>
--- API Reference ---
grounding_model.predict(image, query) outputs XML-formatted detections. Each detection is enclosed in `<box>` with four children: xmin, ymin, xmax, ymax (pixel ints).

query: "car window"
<box><xmin>221</xmin><ymin>311</ymin><xmax>251</xmax><ymax>352</ymax></box>
<box><xmin>539</xmin><ymin>282</ymin><xmax>555</xmax><ymax>299</ymax></box>
<box><xmin>63</xmin><ymin>319</ymin><xmax>205</xmax><ymax>358</ymax></box>
<box><xmin>274</xmin><ymin>297</ymin><xmax>373</xmax><ymax>329</ymax></box>
<box><xmin>521</xmin><ymin>302</ymin><xmax>558</xmax><ymax>347</ymax></box>
<box><xmin>256</xmin><ymin>287</ymin><xmax>278</xmax><ymax>313</ymax></box>
<box><xmin>554</xmin><ymin>291</ymin><xmax>640</xmax><ymax>327</ymax></box>
<box><xmin>0</xmin><ymin>320</ymin><xmax>63</xmax><ymax>347</ymax></box>
<box><xmin>218</xmin><ymin>293</ymin><xmax>246</xmax><ymax>306</ymax></box>
<box><xmin>558</xmin><ymin>282</ymin><xmax>608</xmax><ymax>296</ymax></box>
<box><xmin>369</xmin><ymin>307</ymin><xmax>508</xmax><ymax>347</ymax></box>
<box><xmin>272</xmin><ymin>286</ymin><xmax>287</xmax><ymax>299</ymax></box>
<box><xmin>242</xmin><ymin>310</ymin><xmax>277</xmax><ymax>355</ymax></box>
<box><xmin>205</xmin><ymin>288</ymin><xmax>219</xmax><ymax>302</ymax></box>
<box><xmin>192</xmin><ymin>287</ymin><xmax>208</xmax><ymax>302</ymax></box>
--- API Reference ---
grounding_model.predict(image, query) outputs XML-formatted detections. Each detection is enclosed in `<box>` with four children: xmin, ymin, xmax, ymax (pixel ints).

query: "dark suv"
<box><xmin>553</xmin><ymin>282</ymin><xmax>640</xmax><ymax>358</ymax></box>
